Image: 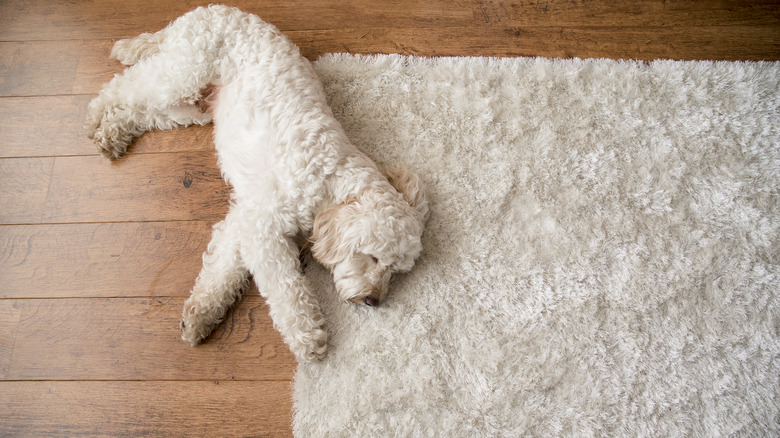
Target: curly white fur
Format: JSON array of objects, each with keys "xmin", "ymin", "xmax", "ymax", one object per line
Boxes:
[{"xmin": 85, "ymin": 5, "xmax": 428, "ymax": 362}]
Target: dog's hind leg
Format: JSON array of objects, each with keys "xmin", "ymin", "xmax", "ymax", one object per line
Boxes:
[
  {"xmin": 180, "ymin": 209, "xmax": 249, "ymax": 346},
  {"xmin": 85, "ymin": 47, "xmax": 217, "ymax": 159},
  {"xmin": 240, "ymin": 229, "xmax": 328, "ymax": 362}
]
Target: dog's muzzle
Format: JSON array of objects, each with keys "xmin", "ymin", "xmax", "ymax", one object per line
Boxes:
[{"xmin": 349, "ymin": 293, "xmax": 381, "ymax": 307}]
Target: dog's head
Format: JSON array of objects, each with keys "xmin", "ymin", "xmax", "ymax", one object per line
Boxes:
[{"xmin": 310, "ymin": 167, "xmax": 429, "ymax": 307}]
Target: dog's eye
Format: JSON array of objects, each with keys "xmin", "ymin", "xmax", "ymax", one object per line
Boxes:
[{"xmin": 369, "ymin": 255, "xmax": 379, "ymax": 264}]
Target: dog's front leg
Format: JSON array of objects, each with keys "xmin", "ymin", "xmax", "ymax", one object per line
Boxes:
[{"xmin": 242, "ymin": 234, "xmax": 328, "ymax": 362}]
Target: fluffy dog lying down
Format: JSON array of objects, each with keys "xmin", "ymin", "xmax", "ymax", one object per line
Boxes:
[{"xmin": 85, "ymin": 5, "xmax": 429, "ymax": 362}]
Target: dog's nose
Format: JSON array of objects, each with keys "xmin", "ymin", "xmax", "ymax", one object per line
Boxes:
[{"xmin": 364, "ymin": 296, "xmax": 379, "ymax": 307}]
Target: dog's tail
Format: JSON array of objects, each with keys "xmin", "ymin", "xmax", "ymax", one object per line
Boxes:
[{"xmin": 110, "ymin": 31, "xmax": 167, "ymax": 66}]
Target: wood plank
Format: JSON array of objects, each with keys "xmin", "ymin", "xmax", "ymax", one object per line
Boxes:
[
  {"xmin": 56, "ymin": 26, "xmax": 780, "ymax": 92},
  {"xmin": 40, "ymin": 152, "xmax": 230, "ymax": 224},
  {"xmin": 0, "ymin": 0, "xmax": 470, "ymax": 41},
  {"xmin": 0, "ymin": 301, "xmax": 23, "ymax": 379},
  {"xmin": 288, "ymin": 25, "xmax": 780, "ymax": 61},
  {"xmin": 0, "ymin": 157, "xmax": 53, "ymax": 224},
  {"xmin": 0, "ymin": 41, "xmax": 81, "ymax": 96},
  {"xmin": 73, "ymin": 40, "xmax": 129, "ymax": 95},
  {"xmin": 0, "ymin": 96, "xmax": 94, "ymax": 157},
  {"xmin": 3, "ymin": 297, "xmax": 296, "ymax": 380},
  {"xmin": 4, "ymin": 25, "xmax": 779, "ymax": 98},
  {"xmin": 0, "ymin": 381, "xmax": 293, "ymax": 437},
  {"xmin": 0, "ymin": 39, "xmax": 121, "ymax": 97},
  {"xmin": 0, "ymin": 95, "xmax": 214, "ymax": 157},
  {"xmin": 0, "ymin": 222, "xmax": 214, "ymax": 298},
  {"xmin": 0, "ymin": 0, "xmax": 206, "ymax": 42},
  {"xmin": 469, "ymin": 0, "xmax": 780, "ymax": 27},
  {"xmin": 107, "ymin": 124, "xmax": 214, "ymax": 155},
  {"xmin": 1, "ymin": 0, "xmax": 778, "ymax": 41}
]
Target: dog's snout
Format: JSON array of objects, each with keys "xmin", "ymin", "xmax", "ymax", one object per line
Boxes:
[{"xmin": 364, "ymin": 296, "xmax": 379, "ymax": 307}]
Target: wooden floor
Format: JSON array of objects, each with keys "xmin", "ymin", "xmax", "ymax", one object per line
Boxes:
[{"xmin": 0, "ymin": 1, "xmax": 778, "ymax": 436}]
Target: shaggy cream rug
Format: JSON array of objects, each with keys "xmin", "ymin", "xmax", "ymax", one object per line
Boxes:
[{"xmin": 294, "ymin": 55, "xmax": 779, "ymax": 436}]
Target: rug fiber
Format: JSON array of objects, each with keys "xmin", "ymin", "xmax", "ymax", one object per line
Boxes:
[{"xmin": 293, "ymin": 54, "xmax": 779, "ymax": 436}]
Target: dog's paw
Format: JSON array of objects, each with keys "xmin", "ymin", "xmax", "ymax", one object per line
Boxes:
[
  {"xmin": 92, "ymin": 123, "xmax": 134, "ymax": 159},
  {"xmin": 179, "ymin": 300, "xmax": 218, "ymax": 346},
  {"xmin": 290, "ymin": 327, "xmax": 329, "ymax": 363},
  {"xmin": 84, "ymin": 101, "xmax": 134, "ymax": 159}
]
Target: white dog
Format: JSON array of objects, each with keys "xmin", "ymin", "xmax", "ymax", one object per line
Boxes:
[{"xmin": 85, "ymin": 5, "xmax": 428, "ymax": 362}]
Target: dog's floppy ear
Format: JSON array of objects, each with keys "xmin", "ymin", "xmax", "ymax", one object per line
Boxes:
[
  {"xmin": 310, "ymin": 197, "xmax": 359, "ymax": 268},
  {"xmin": 382, "ymin": 166, "xmax": 430, "ymax": 221}
]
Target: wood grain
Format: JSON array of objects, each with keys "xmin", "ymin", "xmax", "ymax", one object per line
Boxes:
[
  {"xmin": 0, "ymin": 41, "xmax": 82, "ymax": 96},
  {"xmin": 0, "ymin": 157, "xmax": 53, "ymax": 224},
  {"xmin": 0, "ymin": 381, "xmax": 293, "ymax": 437},
  {"xmin": 1, "ymin": 153, "xmax": 229, "ymax": 225},
  {"xmin": 41, "ymin": 152, "xmax": 230, "ymax": 223},
  {"xmin": 0, "ymin": 96, "xmax": 214, "ymax": 158},
  {"xmin": 1, "ymin": 0, "xmax": 778, "ymax": 41},
  {"xmin": 2, "ymin": 296, "xmax": 296, "ymax": 381},
  {"xmin": 0, "ymin": 222, "xmax": 214, "ymax": 298},
  {"xmin": 0, "ymin": 96, "xmax": 94, "ymax": 157},
  {"xmin": 468, "ymin": 0, "xmax": 780, "ymax": 27},
  {"xmin": 0, "ymin": 301, "xmax": 23, "ymax": 379},
  {"xmin": 0, "ymin": 39, "xmax": 122, "ymax": 97},
  {"xmin": 0, "ymin": 0, "xmax": 468, "ymax": 41},
  {"xmin": 287, "ymin": 25, "xmax": 780, "ymax": 61},
  {"xmin": 3, "ymin": 26, "xmax": 778, "ymax": 98}
]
